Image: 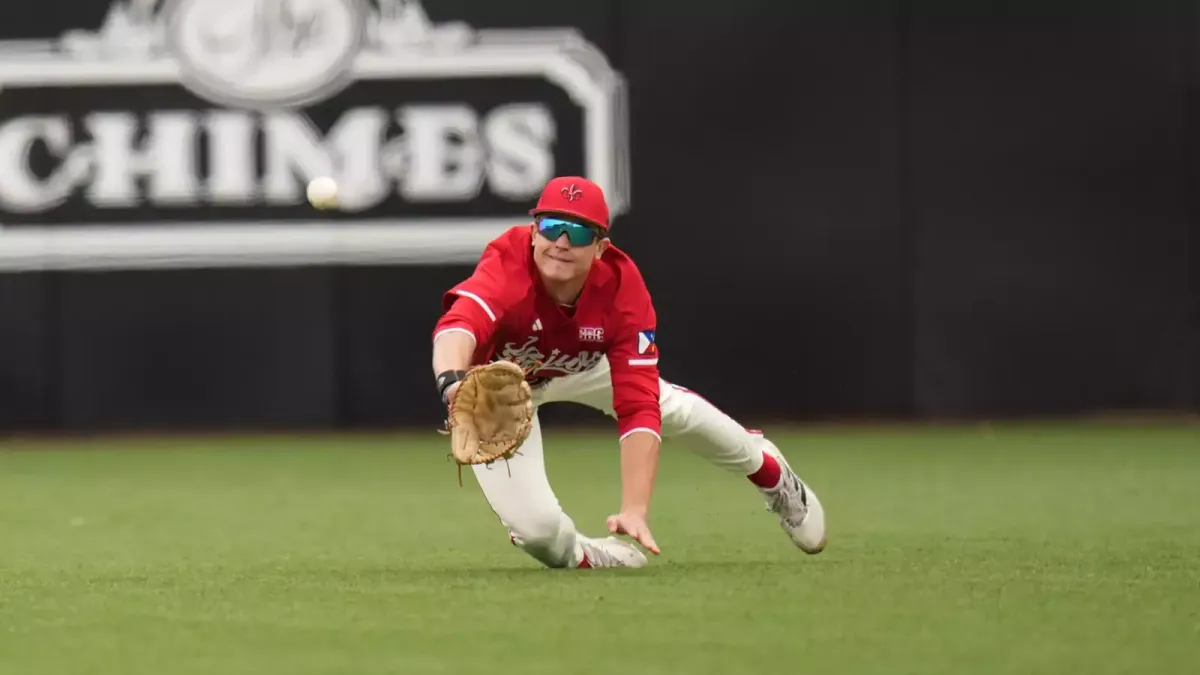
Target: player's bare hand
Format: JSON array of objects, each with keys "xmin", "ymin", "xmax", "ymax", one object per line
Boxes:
[{"xmin": 606, "ymin": 512, "xmax": 660, "ymax": 555}]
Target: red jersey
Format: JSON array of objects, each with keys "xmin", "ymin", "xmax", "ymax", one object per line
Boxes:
[{"xmin": 433, "ymin": 225, "xmax": 661, "ymax": 440}]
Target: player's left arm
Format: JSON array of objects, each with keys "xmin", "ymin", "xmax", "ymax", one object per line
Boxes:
[
  {"xmin": 616, "ymin": 427, "xmax": 660, "ymax": 532},
  {"xmin": 605, "ymin": 290, "xmax": 663, "ymax": 552}
]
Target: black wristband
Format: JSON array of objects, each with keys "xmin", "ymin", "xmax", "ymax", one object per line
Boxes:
[{"xmin": 436, "ymin": 369, "xmax": 468, "ymax": 403}]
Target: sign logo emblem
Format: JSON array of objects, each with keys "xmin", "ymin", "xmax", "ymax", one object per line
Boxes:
[
  {"xmin": 560, "ymin": 184, "xmax": 583, "ymax": 202},
  {"xmin": 168, "ymin": 0, "xmax": 367, "ymax": 109}
]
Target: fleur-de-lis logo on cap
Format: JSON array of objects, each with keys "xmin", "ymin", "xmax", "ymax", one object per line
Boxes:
[{"xmin": 560, "ymin": 184, "xmax": 583, "ymax": 202}]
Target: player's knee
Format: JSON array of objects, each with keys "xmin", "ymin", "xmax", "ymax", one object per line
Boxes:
[
  {"xmin": 509, "ymin": 512, "xmax": 574, "ymax": 567},
  {"xmin": 510, "ymin": 511, "xmax": 566, "ymax": 544}
]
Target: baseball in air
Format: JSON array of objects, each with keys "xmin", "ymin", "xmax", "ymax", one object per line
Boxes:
[{"xmin": 306, "ymin": 176, "xmax": 339, "ymax": 209}]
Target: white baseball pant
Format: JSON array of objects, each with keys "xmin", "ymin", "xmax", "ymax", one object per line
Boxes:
[{"xmin": 471, "ymin": 355, "xmax": 771, "ymax": 568}]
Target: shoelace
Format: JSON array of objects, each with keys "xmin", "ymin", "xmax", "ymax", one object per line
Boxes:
[{"xmin": 766, "ymin": 476, "xmax": 809, "ymax": 526}]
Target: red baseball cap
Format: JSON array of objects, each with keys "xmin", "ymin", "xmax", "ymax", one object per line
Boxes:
[{"xmin": 529, "ymin": 176, "xmax": 610, "ymax": 230}]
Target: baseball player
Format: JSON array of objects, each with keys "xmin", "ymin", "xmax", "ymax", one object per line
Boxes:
[{"xmin": 431, "ymin": 176, "xmax": 826, "ymax": 568}]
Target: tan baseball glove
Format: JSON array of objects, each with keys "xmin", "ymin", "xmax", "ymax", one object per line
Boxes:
[{"xmin": 446, "ymin": 360, "xmax": 535, "ymax": 476}]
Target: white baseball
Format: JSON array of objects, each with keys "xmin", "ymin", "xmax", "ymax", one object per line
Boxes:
[{"xmin": 306, "ymin": 176, "xmax": 339, "ymax": 209}]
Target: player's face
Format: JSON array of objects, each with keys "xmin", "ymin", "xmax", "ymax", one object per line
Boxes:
[{"xmin": 531, "ymin": 218, "xmax": 610, "ymax": 281}]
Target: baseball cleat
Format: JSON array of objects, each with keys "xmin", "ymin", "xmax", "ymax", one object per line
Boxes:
[
  {"xmin": 760, "ymin": 441, "xmax": 827, "ymax": 554},
  {"xmin": 578, "ymin": 535, "xmax": 649, "ymax": 568}
]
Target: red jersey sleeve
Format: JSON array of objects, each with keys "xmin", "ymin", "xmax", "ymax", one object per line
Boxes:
[
  {"xmin": 606, "ymin": 274, "xmax": 662, "ymax": 441},
  {"xmin": 433, "ymin": 231, "xmax": 531, "ymax": 357}
]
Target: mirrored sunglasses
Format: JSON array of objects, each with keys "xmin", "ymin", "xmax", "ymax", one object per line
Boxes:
[{"xmin": 536, "ymin": 218, "xmax": 604, "ymax": 247}]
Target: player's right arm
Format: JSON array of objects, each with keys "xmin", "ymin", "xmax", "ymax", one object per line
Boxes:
[
  {"xmin": 432, "ymin": 330, "xmax": 476, "ymax": 375},
  {"xmin": 431, "ymin": 236, "xmax": 528, "ymax": 403}
]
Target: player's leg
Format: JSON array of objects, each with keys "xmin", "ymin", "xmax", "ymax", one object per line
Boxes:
[
  {"xmin": 470, "ymin": 410, "xmax": 647, "ymax": 569},
  {"xmin": 657, "ymin": 382, "xmax": 827, "ymax": 554},
  {"xmin": 543, "ymin": 357, "xmax": 826, "ymax": 554}
]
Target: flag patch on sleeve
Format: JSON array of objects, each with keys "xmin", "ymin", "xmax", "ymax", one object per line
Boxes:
[{"xmin": 637, "ymin": 330, "xmax": 657, "ymax": 355}]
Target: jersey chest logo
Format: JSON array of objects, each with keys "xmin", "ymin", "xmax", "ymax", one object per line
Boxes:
[{"xmin": 498, "ymin": 336, "xmax": 604, "ymax": 377}]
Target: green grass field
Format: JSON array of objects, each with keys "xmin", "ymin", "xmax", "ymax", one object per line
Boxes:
[{"xmin": 1, "ymin": 423, "xmax": 1198, "ymax": 675}]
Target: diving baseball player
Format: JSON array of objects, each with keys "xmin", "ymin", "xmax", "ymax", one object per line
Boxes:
[{"xmin": 431, "ymin": 176, "xmax": 826, "ymax": 568}]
